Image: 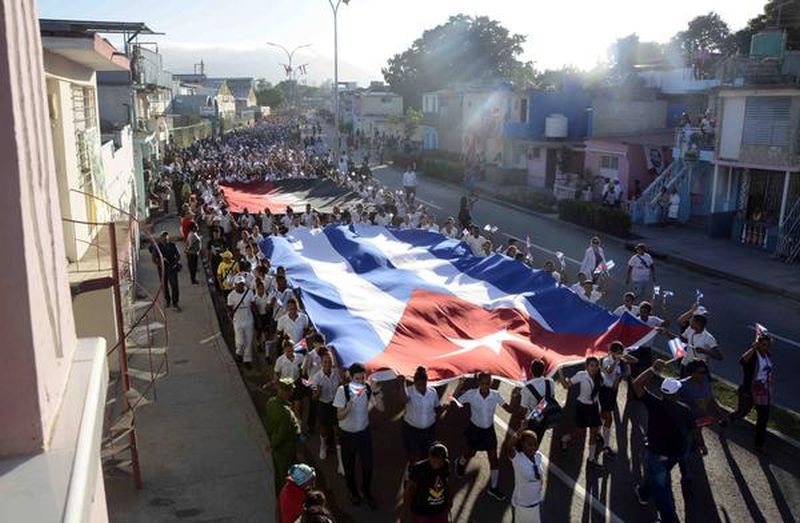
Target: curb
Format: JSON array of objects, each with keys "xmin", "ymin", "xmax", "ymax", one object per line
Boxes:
[{"xmin": 413, "ymin": 172, "xmax": 800, "ymax": 304}]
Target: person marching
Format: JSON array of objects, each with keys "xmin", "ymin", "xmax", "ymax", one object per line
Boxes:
[
  {"xmin": 309, "ymin": 347, "xmax": 341, "ymax": 463},
  {"xmin": 333, "ymin": 362, "xmax": 380, "ymax": 509},
  {"xmin": 505, "ymin": 430, "xmax": 545, "ymax": 523},
  {"xmin": 729, "ymin": 331, "xmax": 774, "ymax": 453},
  {"xmin": 401, "ymin": 442, "xmax": 452, "ymax": 523},
  {"xmin": 599, "ymin": 342, "xmax": 638, "ymax": 455},
  {"xmin": 226, "ymin": 275, "xmax": 256, "ymax": 369},
  {"xmin": 401, "ymin": 367, "xmax": 441, "ymax": 476},
  {"xmin": 519, "ymin": 359, "xmax": 559, "ymax": 444},
  {"xmin": 265, "ymin": 378, "xmax": 302, "ymax": 494},
  {"xmin": 556, "ymin": 357, "xmax": 604, "ymax": 469},
  {"xmin": 453, "ymin": 372, "xmax": 514, "ymax": 500}
]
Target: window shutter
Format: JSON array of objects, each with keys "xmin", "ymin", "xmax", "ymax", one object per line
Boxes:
[{"xmin": 742, "ymin": 96, "xmax": 791, "ymax": 146}]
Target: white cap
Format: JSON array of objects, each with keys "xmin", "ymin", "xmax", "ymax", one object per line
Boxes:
[
  {"xmin": 234, "ymin": 275, "xmax": 246, "ymax": 285},
  {"xmin": 660, "ymin": 378, "xmax": 683, "ymax": 395},
  {"xmin": 694, "ymin": 306, "xmax": 709, "ymax": 316}
]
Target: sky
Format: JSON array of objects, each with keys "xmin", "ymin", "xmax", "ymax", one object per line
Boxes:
[{"xmin": 37, "ymin": 0, "xmax": 767, "ymax": 85}]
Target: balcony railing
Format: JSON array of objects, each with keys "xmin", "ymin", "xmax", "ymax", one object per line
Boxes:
[{"xmin": 675, "ymin": 127, "xmax": 715, "ymax": 159}]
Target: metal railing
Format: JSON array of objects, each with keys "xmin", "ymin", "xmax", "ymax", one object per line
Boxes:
[{"xmin": 776, "ymin": 197, "xmax": 800, "ymax": 263}]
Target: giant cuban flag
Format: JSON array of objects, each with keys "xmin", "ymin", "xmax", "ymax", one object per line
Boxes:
[{"xmin": 262, "ymin": 224, "xmax": 653, "ymax": 383}]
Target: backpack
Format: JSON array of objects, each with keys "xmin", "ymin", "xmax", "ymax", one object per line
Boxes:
[{"xmin": 525, "ymin": 380, "xmax": 563, "ymax": 430}]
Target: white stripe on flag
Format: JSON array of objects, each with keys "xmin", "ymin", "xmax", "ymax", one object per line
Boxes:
[
  {"xmin": 287, "ymin": 228, "xmax": 406, "ymax": 347},
  {"xmin": 354, "ymin": 225, "xmax": 554, "ymax": 331}
]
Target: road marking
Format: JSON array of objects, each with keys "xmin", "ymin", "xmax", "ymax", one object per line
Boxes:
[
  {"xmin": 502, "ymin": 232, "xmax": 581, "ymax": 265},
  {"xmin": 417, "ymin": 198, "xmax": 443, "ymax": 210},
  {"xmin": 493, "ymin": 414, "xmax": 625, "ymax": 523}
]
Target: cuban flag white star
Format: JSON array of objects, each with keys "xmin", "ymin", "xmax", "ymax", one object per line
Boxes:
[{"xmin": 436, "ymin": 329, "xmax": 529, "ymax": 359}]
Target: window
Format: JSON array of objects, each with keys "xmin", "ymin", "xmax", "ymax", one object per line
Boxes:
[
  {"xmin": 520, "ymin": 98, "xmax": 528, "ymax": 123},
  {"xmin": 529, "ymin": 147, "xmax": 541, "ymax": 160},
  {"xmin": 601, "ymin": 155, "xmax": 619, "ymax": 170},
  {"xmin": 742, "ymin": 96, "xmax": 791, "ymax": 146}
]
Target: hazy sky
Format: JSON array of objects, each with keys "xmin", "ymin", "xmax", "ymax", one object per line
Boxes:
[{"xmin": 37, "ymin": 0, "xmax": 766, "ymax": 84}]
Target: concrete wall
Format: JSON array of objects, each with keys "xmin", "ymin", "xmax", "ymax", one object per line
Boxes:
[
  {"xmin": 0, "ymin": 1, "xmax": 78, "ymax": 456},
  {"xmin": 527, "ymin": 152, "xmax": 548, "ymax": 188},
  {"xmin": 584, "ymin": 140, "xmax": 629, "ymax": 187},
  {"xmin": 100, "ymin": 126, "xmax": 135, "ymax": 217},
  {"xmin": 591, "ymin": 99, "xmax": 668, "ymax": 136},
  {"xmin": 72, "ymin": 288, "xmax": 118, "ymax": 359},
  {"xmin": 358, "ymin": 94, "xmax": 403, "ymax": 117},
  {"xmin": 529, "ymin": 87, "xmax": 592, "ymax": 140}
]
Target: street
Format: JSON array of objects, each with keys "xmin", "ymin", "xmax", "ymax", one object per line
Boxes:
[{"xmin": 370, "ymin": 163, "xmax": 800, "ymax": 412}]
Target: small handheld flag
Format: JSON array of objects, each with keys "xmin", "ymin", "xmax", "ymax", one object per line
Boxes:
[
  {"xmin": 695, "ymin": 289, "xmax": 704, "ymax": 303},
  {"xmin": 755, "ymin": 323, "xmax": 769, "ymax": 337},
  {"xmin": 448, "ymin": 394, "xmax": 464, "ymax": 408},
  {"xmin": 293, "ymin": 339, "xmax": 308, "ymax": 354},
  {"xmin": 526, "ymin": 235, "xmax": 531, "ymax": 254},
  {"xmin": 595, "ymin": 260, "xmax": 615, "ymax": 274},
  {"xmin": 348, "ymin": 382, "xmax": 367, "ymax": 396},
  {"xmin": 483, "ymin": 224, "xmax": 499, "ymax": 234},
  {"xmin": 668, "ymin": 338, "xmax": 686, "ymax": 359},
  {"xmin": 529, "ymin": 397, "xmax": 548, "ymax": 422},
  {"xmin": 555, "ymin": 251, "xmax": 566, "ymax": 269},
  {"xmin": 654, "ymin": 285, "xmax": 661, "ymax": 296}
]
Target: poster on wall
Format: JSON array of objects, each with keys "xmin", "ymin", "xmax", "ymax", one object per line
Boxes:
[{"xmin": 644, "ymin": 146, "xmax": 664, "ymax": 174}]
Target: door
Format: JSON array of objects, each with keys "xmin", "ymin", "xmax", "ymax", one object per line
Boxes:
[{"xmin": 719, "ymin": 97, "xmax": 745, "ymax": 160}]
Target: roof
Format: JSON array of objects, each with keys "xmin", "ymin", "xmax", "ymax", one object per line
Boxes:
[
  {"xmin": 588, "ymin": 128, "xmax": 675, "ymax": 147},
  {"xmin": 39, "ymin": 19, "xmax": 161, "ymax": 36},
  {"xmin": 208, "ymin": 77, "xmax": 254, "ymax": 99},
  {"xmin": 42, "ymin": 33, "xmax": 130, "ymax": 72},
  {"xmin": 172, "ymin": 94, "xmax": 213, "ymax": 114}
]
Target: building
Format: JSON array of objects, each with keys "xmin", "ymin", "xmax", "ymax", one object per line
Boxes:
[
  {"xmin": 1, "ymin": 6, "xmax": 110, "ymax": 521},
  {"xmin": 173, "ymin": 72, "xmax": 237, "ymax": 135},
  {"xmin": 351, "ymin": 87, "xmax": 404, "ymax": 138},
  {"xmin": 39, "ymin": 19, "xmax": 136, "ymax": 262},
  {"xmin": 218, "ymin": 77, "xmax": 257, "ymax": 117}
]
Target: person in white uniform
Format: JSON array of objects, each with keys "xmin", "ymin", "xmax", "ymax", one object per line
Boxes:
[
  {"xmin": 505, "ymin": 429, "xmax": 545, "ymax": 523},
  {"xmin": 401, "ymin": 367, "xmax": 441, "ymax": 472},
  {"xmin": 453, "ymin": 372, "xmax": 514, "ymax": 501},
  {"xmin": 226, "ymin": 276, "xmax": 255, "ymax": 368},
  {"xmin": 556, "ymin": 357, "xmax": 604, "ymax": 470}
]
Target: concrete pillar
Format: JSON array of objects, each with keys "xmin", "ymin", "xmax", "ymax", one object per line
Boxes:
[
  {"xmin": 779, "ymin": 170, "xmax": 791, "ymax": 227},
  {"xmin": 0, "ymin": 0, "xmax": 78, "ymax": 457},
  {"xmin": 711, "ymin": 163, "xmax": 719, "ymax": 213}
]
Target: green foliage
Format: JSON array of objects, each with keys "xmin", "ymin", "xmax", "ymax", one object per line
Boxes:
[
  {"xmin": 558, "ymin": 200, "xmax": 631, "ymax": 237},
  {"xmin": 254, "ymin": 79, "xmax": 285, "ymax": 108},
  {"xmin": 733, "ymin": 0, "xmax": 800, "ymax": 53},
  {"xmin": 404, "ymin": 107, "xmax": 423, "ymax": 139},
  {"xmin": 382, "ymin": 14, "xmax": 534, "ymax": 108},
  {"xmin": 505, "ymin": 191, "xmax": 558, "ymax": 213},
  {"xmin": 671, "ymin": 12, "xmax": 736, "ymax": 60}
]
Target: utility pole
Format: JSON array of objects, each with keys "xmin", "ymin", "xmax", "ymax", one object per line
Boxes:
[
  {"xmin": 327, "ymin": 0, "xmax": 350, "ymax": 166},
  {"xmin": 266, "ymin": 42, "xmax": 311, "ymax": 114}
]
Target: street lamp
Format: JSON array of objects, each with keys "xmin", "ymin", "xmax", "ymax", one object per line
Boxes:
[
  {"xmin": 266, "ymin": 42, "xmax": 312, "ymax": 113},
  {"xmin": 327, "ymin": 0, "xmax": 350, "ymax": 165}
]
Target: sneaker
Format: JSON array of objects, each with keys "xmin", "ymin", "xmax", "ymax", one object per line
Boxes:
[
  {"xmin": 634, "ymin": 485, "xmax": 649, "ymax": 506},
  {"xmin": 319, "ymin": 444, "xmax": 327, "ymax": 460},
  {"xmin": 455, "ymin": 460, "xmax": 466, "ymax": 478},
  {"xmin": 487, "ymin": 487, "xmax": 506, "ymax": 501}
]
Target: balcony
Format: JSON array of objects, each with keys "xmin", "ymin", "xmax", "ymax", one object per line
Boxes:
[{"xmin": 675, "ymin": 127, "xmax": 715, "ymax": 162}]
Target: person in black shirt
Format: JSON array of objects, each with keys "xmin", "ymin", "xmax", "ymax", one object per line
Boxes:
[
  {"xmin": 401, "ymin": 442, "xmax": 451, "ymax": 523},
  {"xmin": 150, "ymin": 231, "xmax": 182, "ymax": 311},
  {"xmin": 729, "ymin": 333, "xmax": 774, "ymax": 453},
  {"xmin": 632, "ymin": 359, "xmax": 695, "ymax": 523}
]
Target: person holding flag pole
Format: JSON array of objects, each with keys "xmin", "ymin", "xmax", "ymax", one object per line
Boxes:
[{"xmin": 728, "ymin": 328, "xmax": 774, "ymax": 453}]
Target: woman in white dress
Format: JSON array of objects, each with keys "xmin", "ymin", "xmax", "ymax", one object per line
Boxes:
[{"xmin": 579, "ymin": 236, "xmax": 606, "ymax": 283}]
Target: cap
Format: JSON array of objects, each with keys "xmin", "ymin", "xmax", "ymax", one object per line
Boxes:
[
  {"xmin": 660, "ymin": 378, "xmax": 682, "ymax": 395},
  {"xmin": 159, "ymin": 231, "xmax": 169, "ymax": 237},
  {"xmin": 278, "ymin": 377, "xmax": 295, "ymax": 390},
  {"xmin": 288, "ymin": 463, "xmax": 315, "ymax": 486},
  {"xmin": 221, "ymin": 250, "xmax": 234, "ymax": 259},
  {"xmin": 234, "ymin": 275, "xmax": 246, "ymax": 285}
]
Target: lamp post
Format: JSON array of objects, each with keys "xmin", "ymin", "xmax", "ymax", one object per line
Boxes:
[
  {"xmin": 266, "ymin": 42, "xmax": 311, "ymax": 114},
  {"xmin": 327, "ymin": 0, "xmax": 349, "ymax": 166}
]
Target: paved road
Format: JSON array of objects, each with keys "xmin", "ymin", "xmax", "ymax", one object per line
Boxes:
[
  {"xmin": 302, "ymin": 376, "xmax": 800, "ymax": 523},
  {"xmin": 370, "ymin": 164, "xmax": 800, "ymax": 412}
]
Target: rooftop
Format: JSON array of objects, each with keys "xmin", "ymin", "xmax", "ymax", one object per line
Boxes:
[{"xmin": 39, "ymin": 19, "xmax": 161, "ymax": 37}]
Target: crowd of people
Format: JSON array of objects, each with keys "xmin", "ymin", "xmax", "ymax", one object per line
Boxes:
[{"xmin": 150, "ymin": 118, "xmax": 776, "ymax": 523}]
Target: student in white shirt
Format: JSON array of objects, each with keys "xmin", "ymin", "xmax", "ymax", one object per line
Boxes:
[
  {"xmin": 675, "ymin": 305, "xmax": 721, "ymax": 376},
  {"xmin": 271, "ymin": 275, "xmax": 295, "ymax": 320},
  {"xmin": 577, "ymin": 280, "xmax": 603, "ymax": 304},
  {"xmin": 226, "ymin": 277, "xmax": 255, "ymax": 367},
  {"xmin": 453, "ymin": 372, "xmax": 514, "ymax": 501},
  {"xmin": 542, "ymin": 261, "xmax": 563, "ymax": 284},
  {"xmin": 519, "ymin": 359, "xmax": 557, "ymax": 442},
  {"xmin": 310, "ymin": 347, "xmax": 341, "ymax": 461},
  {"xmin": 637, "ymin": 301, "xmax": 666, "ymax": 328},
  {"xmin": 613, "ymin": 292, "xmax": 640, "ymax": 317},
  {"xmin": 626, "ymin": 243, "xmax": 656, "ymax": 299},
  {"xmin": 556, "ymin": 357, "xmax": 604, "ymax": 469},
  {"xmin": 504, "ymin": 429, "xmax": 545, "ymax": 523},
  {"xmin": 333, "ymin": 362, "xmax": 379, "ymax": 508},
  {"xmin": 275, "ymin": 299, "xmax": 309, "ymax": 344},
  {"xmin": 441, "ymin": 218, "xmax": 460, "ymax": 239},
  {"xmin": 598, "ymin": 342, "xmax": 638, "ymax": 455},
  {"xmin": 401, "ymin": 367, "xmax": 441, "ymax": 471},
  {"xmin": 464, "ymin": 225, "xmax": 488, "ymax": 257}
]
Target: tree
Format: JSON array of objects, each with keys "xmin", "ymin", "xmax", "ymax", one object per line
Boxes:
[
  {"xmin": 731, "ymin": 0, "xmax": 800, "ymax": 54},
  {"xmin": 254, "ymin": 79, "xmax": 285, "ymax": 109},
  {"xmin": 382, "ymin": 14, "xmax": 534, "ymax": 108},
  {"xmin": 672, "ymin": 12, "xmax": 736, "ymax": 61},
  {"xmin": 403, "ymin": 107, "xmax": 422, "ymax": 140}
]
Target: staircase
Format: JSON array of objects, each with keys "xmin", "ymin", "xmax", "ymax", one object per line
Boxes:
[
  {"xmin": 775, "ymin": 197, "xmax": 800, "ymax": 263},
  {"xmin": 630, "ymin": 160, "xmax": 676, "ymax": 223},
  {"xmin": 632, "ymin": 160, "xmax": 692, "ymax": 226}
]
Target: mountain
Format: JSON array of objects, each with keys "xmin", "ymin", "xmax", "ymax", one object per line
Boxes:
[{"xmin": 159, "ymin": 43, "xmax": 374, "ymax": 86}]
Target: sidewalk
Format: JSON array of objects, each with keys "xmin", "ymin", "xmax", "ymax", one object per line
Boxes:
[
  {"xmin": 461, "ymin": 176, "xmax": 800, "ymax": 303},
  {"xmin": 105, "ymin": 222, "xmax": 273, "ymax": 522}
]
